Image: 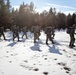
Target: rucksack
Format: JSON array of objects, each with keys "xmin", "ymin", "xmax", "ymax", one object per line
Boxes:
[{"xmin": 45, "ymin": 27, "xmax": 52, "ymax": 34}]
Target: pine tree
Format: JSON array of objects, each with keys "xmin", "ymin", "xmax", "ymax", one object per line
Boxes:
[
  {"xmin": 0, "ymin": 0, "xmax": 5, "ymax": 27},
  {"xmin": 0, "ymin": 0, "xmax": 12, "ymax": 29}
]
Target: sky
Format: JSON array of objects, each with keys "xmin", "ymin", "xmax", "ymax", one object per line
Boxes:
[{"xmin": 10, "ymin": 0, "xmax": 76, "ymax": 14}]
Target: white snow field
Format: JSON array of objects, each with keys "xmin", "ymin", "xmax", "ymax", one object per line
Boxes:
[{"xmin": 0, "ymin": 30, "xmax": 76, "ymax": 75}]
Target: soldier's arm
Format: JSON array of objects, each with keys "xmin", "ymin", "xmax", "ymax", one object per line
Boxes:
[
  {"xmin": 74, "ymin": 33, "xmax": 76, "ymax": 35},
  {"xmin": 74, "ymin": 30, "xmax": 76, "ymax": 34},
  {"xmin": 74, "ymin": 29, "xmax": 76, "ymax": 34}
]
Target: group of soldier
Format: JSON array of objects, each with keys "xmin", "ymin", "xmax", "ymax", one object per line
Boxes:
[{"xmin": 0, "ymin": 24, "xmax": 76, "ymax": 48}]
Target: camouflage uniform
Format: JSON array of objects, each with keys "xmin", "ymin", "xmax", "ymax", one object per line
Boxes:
[
  {"xmin": 12, "ymin": 25, "xmax": 20, "ymax": 41},
  {"xmin": 30, "ymin": 26, "xmax": 35, "ymax": 33},
  {"xmin": 45, "ymin": 26, "xmax": 55, "ymax": 45},
  {"xmin": 33, "ymin": 25, "xmax": 41, "ymax": 43},
  {"xmin": 0, "ymin": 26, "xmax": 6, "ymax": 40},
  {"xmin": 22, "ymin": 26, "xmax": 28, "ymax": 39},
  {"xmin": 68, "ymin": 24, "xmax": 76, "ymax": 48}
]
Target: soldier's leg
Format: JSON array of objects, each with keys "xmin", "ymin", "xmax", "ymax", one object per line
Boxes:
[
  {"xmin": 0, "ymin": 33, "xmax": 1, "ymax": 40},
  {"xmin": 49, "ymin": 36, "xmax": 54, "ymax": 44},
  {"xmin": 18, "ymin": 36, "xmax": 19, "ymax": 41},
  {"xmin": 38, "ymin": 32, "xmax": 40, "ymax": 40},
  {"xmin": 17, "ymin": 33, "xmax": 20, "ymax": 41},
  {"xmin": 25, "ymin": 32, "xmax": 28, "ymax": 39},
  {"xmin": 36, "ymin": 33, "xmax": 39, "ymax": 40},
  {"xmin": 2, "ymin": 32, "xmax": 6, "ymax": 40},
  {"xmin": 34, "ymin": 33, "xmax": 37, "ymax": 43},
  {"xmin": 46, "ymin": 34, "xmax": 49, "ymax": 45},
  {"xmin": 22, "ymin": 33, "xmax": 24, "ymax": 38},
  {"xmin": 53, "ymin": 33, "xmax": 55, "ymax": 39},
  {"xmin": 69, "ymin": 35, "xmax": 73, "ymax": 48},
  {"xmin": 13, "ymin": 33, "xmax": 16, "ymax": 41},
  {"xmin": 72, "ymin": 37, "xmax": 75, "ymax": 47}
]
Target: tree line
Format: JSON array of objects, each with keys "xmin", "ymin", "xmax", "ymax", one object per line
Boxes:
[{"xmin": 0, "ymin": 0, "xmax": 76, "ymax": 30}]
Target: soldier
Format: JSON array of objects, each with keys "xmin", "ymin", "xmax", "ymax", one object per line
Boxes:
[
  {"xmin": 33, "ymin": 25, "xmax": 41, "ymax": 43},
  {"xmin": 45, "ymin": 26, "xmax": 55, "ymax": 45},
  {"xmin": 68, "ymin": 24, "xmax": 76, "ymax": 48},
  {"xmin": 22, "ymin": 26, "xmax": 28, "ymax": 39},
  {"xmin": 12, "ymin": 25, "xmax": 20, "ymax": 41},
  {"xmin": 0, "ymin": 26, "xmax": 6, "ymax": 40}
]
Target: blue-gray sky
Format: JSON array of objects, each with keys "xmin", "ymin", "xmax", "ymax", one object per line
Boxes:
[{"xmin": 10, "ymin": 0, "xmax": 76, "ymax": 14}]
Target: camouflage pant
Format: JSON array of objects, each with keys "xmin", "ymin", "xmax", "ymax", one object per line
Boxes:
[
  {"xmin": 13, "ymin": 32, "xmax": 19, "ymax": 41},
  {"xmin": 22, "ymin": 32, "xmax": 27, "ymax": 39},
  {"xmin": 69, "ymin": 34, "xmax": 75, "ymax": 47},
  {"xmin": 34, "ymin": 32, "xmax": 40, "ymax": 43},
  {"xmin": 0, "ymin": 32, "xmax": 6, "ymax": 40},
  {"xmin": 46, "ymin": 34, "xmax": 54, "ymax": 45},
  {"xmin": 52, "ymin": 33, "xmax": 55, "ymax": 39}
]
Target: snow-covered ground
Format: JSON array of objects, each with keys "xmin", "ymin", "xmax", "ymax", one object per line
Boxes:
[{"xmin": 0, "ymin": 30, "xmax": 76, "ymax": 75}]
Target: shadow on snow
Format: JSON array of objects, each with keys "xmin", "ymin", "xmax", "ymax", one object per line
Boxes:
[
  {"xmin": 48, "ymin": 44, "xmax": 62, "ymax": 55},
  {"xmin": 7, "ymin": 42, "xmax": 17, "ymax": 47},
  {"xmin": 30, "ymin": 40, "xmax": 62, "ymax": 54},
  {"xmin": 30, "ymin": 42, "xmax": 41, "ymax": 52},
  {"xmin": 6, "ymin": 38, "xmax": 12, "ymax": 42}
]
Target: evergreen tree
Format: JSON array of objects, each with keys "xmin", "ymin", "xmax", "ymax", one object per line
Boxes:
[
  {"xmin": 0, "ymin": 0, "xmax": 5, "ymax": 27},
  {"xmin": 67, "ymin": 13, "xmax": 72, "ymax": 27},
  {"xmin": 0, "ymin": 0, "xmax": 11, "ymax": 29},
  {"xmin": 57, "ymin": 12, "xmax": 67, "ymax": 29}
]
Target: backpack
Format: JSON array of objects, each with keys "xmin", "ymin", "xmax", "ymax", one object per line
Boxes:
[{"xmin": 45, "ymin": 27, "xmax": 52, "ymax": 34}]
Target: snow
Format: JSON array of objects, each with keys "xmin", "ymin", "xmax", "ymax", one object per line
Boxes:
[{"xmin": 0, "ymin": 30, "xmax": 76, "ymax": 75}]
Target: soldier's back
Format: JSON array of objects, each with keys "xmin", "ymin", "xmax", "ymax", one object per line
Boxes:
[
  {"xmin": 34, "ymin": 26, "xmax": 41, "ymax": 33},
  {"xmin": 45, "ymin": 26, "xmax": 52, "ymax": 34},
  {"xmin": 23, "ymin": 26, "xmax": 27, "ymax": 32},
  {"xmin": 69, "ymin": 26, "xmax": 75, "ymax": 34}
]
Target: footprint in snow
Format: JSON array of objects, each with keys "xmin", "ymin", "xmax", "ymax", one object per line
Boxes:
[{"xmin": 43, "ymin": 72, "xmax": 49, "ymax": 75}]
